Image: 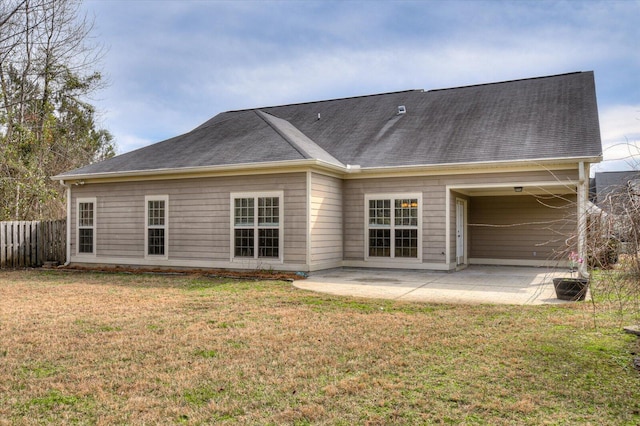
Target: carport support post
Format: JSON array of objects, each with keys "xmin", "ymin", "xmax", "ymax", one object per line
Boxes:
[{"xmin": 577, "ymin": 161, "xmax": 588, "ymax": 277}]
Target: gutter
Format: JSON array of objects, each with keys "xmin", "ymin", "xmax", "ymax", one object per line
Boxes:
[
  {"xmin": 52, "ymin": 155, "xmax": 602, "ymax": 184},
  {"xmin": 351, "ymin": 155, "xmax": 603, "ymax": 174},
  {"xmin": 60, "ymin": 180, "xmax": 72, "ymax": 266},
  {"xmin": 52, "ymin": 158, "xmax": 346, "ymax": 183}
]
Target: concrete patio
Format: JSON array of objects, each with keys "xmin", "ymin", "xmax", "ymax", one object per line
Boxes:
[{"xmin": 294, "ymin": 266, "xmax": 580, "ymax": 305}]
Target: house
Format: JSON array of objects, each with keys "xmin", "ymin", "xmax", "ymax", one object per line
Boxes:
[
  {"xmin": 53, "ymin": 72, "xmax": 602, "ymax": 273},
  {"xmin": 589, "ymin": 171, "xmax": 640, "ymax": 257},
  {"xmin": 592, "ymin": 171, "xmax": 640, "ymax": 211}
]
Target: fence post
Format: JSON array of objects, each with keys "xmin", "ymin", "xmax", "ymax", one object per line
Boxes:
[{"xmin": 0, "ymin": 222, "xmax": 5, "ymax": 268}]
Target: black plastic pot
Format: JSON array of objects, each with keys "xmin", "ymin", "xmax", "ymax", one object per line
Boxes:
[{"xmin": 553, "ymin": 278, "xmax": 589, "ymax": 301}]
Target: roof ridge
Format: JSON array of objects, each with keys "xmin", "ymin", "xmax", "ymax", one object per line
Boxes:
[
  {"xmin": 255, "ymin": 110, "xmax": 344, "ymax": 167},
  {"xmin": 228, "ymin": 89, "xmax": 423, "ymax": 114},
  {"xmin": 255, "ymin": 110, "xmax": 307, "ymax": 159},
  {"xmin": 427, "ymin": 71, "xmax": 586, "ymax": 93}
]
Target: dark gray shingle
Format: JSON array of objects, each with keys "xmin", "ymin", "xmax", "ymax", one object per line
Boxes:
[{"xmin": 57, "ymin": 72, "xmax": 602, "ymax": 177}]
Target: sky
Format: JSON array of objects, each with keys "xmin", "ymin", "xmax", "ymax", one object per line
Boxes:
[{"xmin": 80, "ymin": 0, "xmax": 640, "ymax": 174}]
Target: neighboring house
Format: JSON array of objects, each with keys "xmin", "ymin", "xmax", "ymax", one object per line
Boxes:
[
  {"xmin": 592, "ymin": 171, "xmax": 640, "ymax": 211},
  {"xmin": 590, "ymin": 171, "xmax": 640, "ymax": 253},
  {"xmin": 53, "ymin": 72, "xmax": 602, "ymax": 273}
]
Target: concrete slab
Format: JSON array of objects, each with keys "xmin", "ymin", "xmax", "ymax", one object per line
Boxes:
[{"xmin": 293, "ymin": 266, "xmax": 580, "ymax": 305}]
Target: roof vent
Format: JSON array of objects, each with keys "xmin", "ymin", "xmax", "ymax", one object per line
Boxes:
[{"xmin": 397, "ymin": 105, "xmax": 406, "ymax": 115}]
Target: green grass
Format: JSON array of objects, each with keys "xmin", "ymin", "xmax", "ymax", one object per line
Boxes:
[{"xmin": 0, "ymin": 269, "xmax": 638, "ymax": 424}]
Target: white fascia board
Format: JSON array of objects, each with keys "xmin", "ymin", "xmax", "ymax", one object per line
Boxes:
[
  {"xmin": 52, "ymin": 155, "xmax": 602, "ymax": 184},
  {"xmin": 52, "ymin": 159, "xmax": 345, "ymax": 183},
  {"xmin": 344, "ymin": 156, "xmax": 602, "ymax": 178}
]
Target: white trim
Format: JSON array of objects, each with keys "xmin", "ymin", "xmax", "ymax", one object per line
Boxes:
[
  {"xmin": 54, "ymin": 159, "xmax": 344, "ymax": 182},
  {"xmin": 76, "ymin": 197, "xmax": 96, "ymax": 257},
  {"xmin": 445, "ymin": 190, "xmax": 451, "ymax": 266},
  {"xmin": 144, "ymin": 195, "xmax": 169, "ymax": 260},
  {"xmin": 306, "ymin": 171, "xmax": 312, "ymax": 268},
  {"xmin": 364, "ymin": 192, "xmax": 423, "ymax": 262},
  {"xmin": 64, "ymin": 183, "xmax": 71, "ymax": 264},
  {"xmin": 53, "ymin": 155, "xmax": 601, "ymax": 183},
  {"xmin": 230, "ymin": 191, "xmax": 284, "ymax": 264},
  {"xmin": 455, "ymin": 198, "xmax": 468, "ymax": 266}
]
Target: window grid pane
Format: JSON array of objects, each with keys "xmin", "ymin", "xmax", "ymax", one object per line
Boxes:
[
  {"xmin": 78, "ymin": 229, "xmax": 93, "ymax": 254},
  {"xmin": 258, "ymin": 229, "xmax": 279, "ymax": 257},
  {"xmin": 234, "ymin": 198, "xmax": 254, "ymax": 225},
  {"xmin": 369, "ymin": 229, "xmax": 391, "ymax": 257},
  {"xmin": 148, "ymin": 200, "xmax": 165, "ymax": 226},
  {"xmin": 369, "ymin": 199, "xmax": 391, "ymax": 226},
  {"xmin": 147, "ymin": 229, "xmax": 165, "ymax": 255},
  {"xmin": 234, "ymin": 229, "xmax": 254, "ymax": 257},
  {"xmin": 258, "ymin": 197, "xmax": 279, "ymax": 226},
  {"xmin": 394, "ymin": 199, "xmax": 418, "ymax": 227},
  {"xmin": 395, "ymin": 229, "xmax": 418, "ymax": 258},
  {"xmin": 79, "ymin": 202, "xmax": 94, "ymax": 227}
]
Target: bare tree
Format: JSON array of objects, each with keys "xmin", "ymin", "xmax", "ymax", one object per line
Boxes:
[{"xmin": 0, "ymin": 0, "xmax": 114, "ymax": 220}]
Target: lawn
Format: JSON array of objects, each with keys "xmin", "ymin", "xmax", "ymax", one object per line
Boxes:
[{"xmin": 0, "ymin": 269, "xmax": 638, "ymax": 425}]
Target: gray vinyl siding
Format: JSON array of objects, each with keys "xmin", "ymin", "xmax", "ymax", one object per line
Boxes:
[
  {"xmin": 310, "ymin": 173, "xmax": 343, "ymax": 265},
  {"xmin": 70, "ymin": 173, "xmax": 307, "ymax": 265},
  {"xmin": 469, "ymin": 194, "xmax": 576, "ymax": 261},
  {"xmin": 343, "ymin": 169, "xmax": 579, "ymax": 265},
  {"xmin": 343, "ymin": 176, "xmax": 445, "ymax": 263},
  {"xmin": 68, "ymin": 166, "xmax": 580, "ymax": 270}
]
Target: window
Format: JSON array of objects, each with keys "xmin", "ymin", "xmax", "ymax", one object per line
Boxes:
[
  {"xmin": 366, "ymin": 194, "xmax": 420, "ymax": 260},
  {"xmin": 232, "ymin": 192, "xmax": 282, "ymax": 260},
  {"xmin": 77, "ymin": 198, "xmax": 96, "ymax": 255},
  {"xmin": 145, "ymin": 195, "xmax": 168, "ymax": 258}
]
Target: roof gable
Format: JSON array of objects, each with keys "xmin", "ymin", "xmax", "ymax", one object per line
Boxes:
[{"xmin": 256, "ymin": 111, "xmax": 344, "ymax": 167}]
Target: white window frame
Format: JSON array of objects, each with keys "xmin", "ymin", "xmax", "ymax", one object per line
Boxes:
[
  {"xmin": 230, "ymin": 191, "xmax": 284, "ymax": 263},
  {"xmin": 145, "ymin": 195, "xmax": 169, "ymax": 260},
  {"xmin": 364, "ymin": 193, "xmax": 422, "ymax": 262},
  {"xmin": 76, "ymin": 197, "xmax": 96, "ymax": 256}
]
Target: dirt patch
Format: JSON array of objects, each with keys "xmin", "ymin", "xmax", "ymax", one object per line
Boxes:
[{"xmin": 57, "ymin": 264, "xmax": 306, "ymax": 281}]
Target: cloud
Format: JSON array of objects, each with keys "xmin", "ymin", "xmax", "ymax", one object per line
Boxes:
[
  {"xmin": 114, "ymin": 133, "xmax": 155, "ymax": 156},
  {"xmin": 600, "ymin": 105, "xmax": 640, "ymax": 143},
  {"xmin": 590, "ymin": 104, "xmax": 640, "ymax": 173},
  {"xmin": 81, "ymin": 0, "xmax": 640, "ymax": 160}
]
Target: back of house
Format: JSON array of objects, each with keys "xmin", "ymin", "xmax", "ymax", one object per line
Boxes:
[{"xmin": 53, "ymin": 71, "xmax": 602, "ymax": 273}]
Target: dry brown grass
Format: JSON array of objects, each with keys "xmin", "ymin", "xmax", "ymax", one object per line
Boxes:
[{"xmin": 0, "ymin": 269, "xmax": 639, "ymax": 425}]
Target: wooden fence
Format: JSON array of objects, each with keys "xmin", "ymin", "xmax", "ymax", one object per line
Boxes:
[{"xmin": 0, "ymin": 220, "xmax": 66, "ymax": 268}]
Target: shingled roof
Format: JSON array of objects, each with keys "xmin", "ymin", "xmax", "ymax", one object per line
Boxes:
[{"xmin": 57, "ymin": 71, "xmax": 602, "ymax": 178}]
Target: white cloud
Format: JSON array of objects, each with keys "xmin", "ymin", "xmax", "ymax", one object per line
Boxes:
[
  {"xmin": 79, "ymin": 0, "xmax": 640, "ymax": 159},
  {"xmin": 590, "ymin": 105, "xmax": 640, "ymax": 174},
  {"xmin": 114, "ymin": 133, "xmax": 155, "ymax": 156},
  {"xmin": 599, "ymin": 105, "xmax": 640, "ymax": 144}
]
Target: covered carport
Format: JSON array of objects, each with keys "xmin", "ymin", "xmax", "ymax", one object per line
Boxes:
[{"xmin": 446, "ymin": 171, "xmax": 589, "ymax": 273}]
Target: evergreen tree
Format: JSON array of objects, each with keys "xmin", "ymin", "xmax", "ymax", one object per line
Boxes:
[{"xmin": 0, "ymin": 0, "xmax": 115, "ymax": 220}]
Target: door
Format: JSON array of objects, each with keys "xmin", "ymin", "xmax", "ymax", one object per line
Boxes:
[{"xmin": 456, "ymin": 199, "xmax": 466, "ymax": 265}]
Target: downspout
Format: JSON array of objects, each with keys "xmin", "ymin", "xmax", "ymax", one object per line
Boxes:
[
  {"xmin": 60, "ymin": 180, "xmax": 72, "ymax": 266},
  {"xmin": 577, "ymin": 162, "xmax": 588, "ymax": 277}
]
